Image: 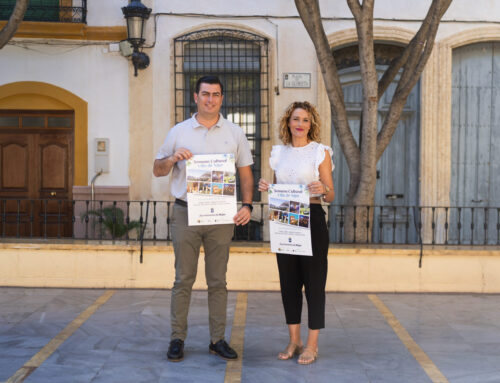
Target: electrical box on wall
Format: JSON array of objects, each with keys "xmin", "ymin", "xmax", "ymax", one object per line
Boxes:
[{"xmin": 95, "ymin": 138, "xmax": 109, "ymax": 173}]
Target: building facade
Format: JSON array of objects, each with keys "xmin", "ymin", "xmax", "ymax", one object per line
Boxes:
[{"xmin": 0, "ymin": 0, "xmax": 499, "ymax": 243}]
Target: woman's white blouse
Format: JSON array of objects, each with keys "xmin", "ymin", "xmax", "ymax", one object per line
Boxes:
[{"xmin": 269, "ymin": 142, "xmax": 334, "ymax": 196}]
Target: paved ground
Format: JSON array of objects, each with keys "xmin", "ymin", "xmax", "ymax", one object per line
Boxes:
[{"xmin": 1, "ymin": 288, "xmax": 500, "ymax": 383}]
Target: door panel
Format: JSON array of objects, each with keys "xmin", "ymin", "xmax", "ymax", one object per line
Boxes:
[
  {"xmin": 0, "ymin": 134, "xmax": 34, "ymax": 236},
  {"xmin": 0, "ymin": 112, "xmax": 74, "ymax": 237},
  {"xmin": 331, "ymin": 71, "xmax": 420, "ymax": 243},
  {"xmin": 450, "ymin": 42, "xmax": 500, "ymax": 244},
  {"xmin": 40, "ymin": 142, "xmax": 68, "ymax": 192},
  {"xmin": 38, "ymin": 133, "xmax": 73, "ymax": 237},
  {"xmin": 1, "ymin": 141, "xmax": 29, "ymax": 191}
]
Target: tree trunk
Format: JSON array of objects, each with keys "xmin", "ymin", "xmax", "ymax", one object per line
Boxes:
[
  {"xmin": 0, "ymin": 0, "xmax": 29, "ymax": 50},
  {"xmin": 296, "ymin": 0, "xmax": 452, "ymax": 242}
]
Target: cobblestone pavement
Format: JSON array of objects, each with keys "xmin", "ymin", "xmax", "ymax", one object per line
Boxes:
[{"xmin": 1, "ymin": 288, "xmax": 500, "ymax": 383}]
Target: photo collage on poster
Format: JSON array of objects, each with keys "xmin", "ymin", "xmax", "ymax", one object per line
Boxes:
[
  {"xmin": 268, "ymin": 197, "xmax": 310, "ymax": 228},
  {"xmin": 186, "ymin": 154, "xmax": 237, "ymax": 226},
  {"xmin": 186, "ymin": 169, "xmax": 236, "ymax": 197}
]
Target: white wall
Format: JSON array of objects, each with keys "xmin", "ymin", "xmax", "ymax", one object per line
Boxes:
[
  {"xmin": 0, "ymin": 43, "xmax": 130, "ymax": 186},
  {"xmin": 2, "ymin": 0, "xmax": 498, "ymax": 196},
  {"xmin": 146, "ymin": 0, "xmax": 497, "ymax": 200},
  {"xmin": 87, "ymin": 0, "xmax": 128, "ymax": 26},
  {"xmin": 145, "ymin": 0, "xmax": 499, "ymax": 201},
  {"xmin": 155, "ymin": 0, "xmax": 500, "ymax": 21}
]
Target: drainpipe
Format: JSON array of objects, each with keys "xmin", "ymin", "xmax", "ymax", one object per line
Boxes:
[{"xmin": 91, "ymin": 170, "xmax": 103, "ymax": 202}]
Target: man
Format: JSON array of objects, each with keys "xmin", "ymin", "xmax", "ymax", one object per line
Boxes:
[{"xmin": 153, "ymin": 75, "xmax": 254, "ymax": 362}]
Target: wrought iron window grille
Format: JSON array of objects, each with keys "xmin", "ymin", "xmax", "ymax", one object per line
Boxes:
[{"xmin": 174, "ymin": 28, "xmax": 270, "ymax": 201}]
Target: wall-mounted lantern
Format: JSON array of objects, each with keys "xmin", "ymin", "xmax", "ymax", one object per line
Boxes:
[{"xmin": 121, "ymin": 0, "xmax": 152, "ymax": 76}]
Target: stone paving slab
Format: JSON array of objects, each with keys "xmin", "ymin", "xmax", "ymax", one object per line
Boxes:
[{"xmin": 1, "ymin": 288, "xmax": 500, "ymax": 382}]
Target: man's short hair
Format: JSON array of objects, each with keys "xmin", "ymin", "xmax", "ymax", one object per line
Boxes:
[{"xmin": 195, "ymin": 76, "xmax": 224, "ymax": 95}]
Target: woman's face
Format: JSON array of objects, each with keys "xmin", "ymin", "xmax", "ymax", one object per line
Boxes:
[{"xmin": 288, "ymin": 108, "xmax": 311, "ymax": 141}]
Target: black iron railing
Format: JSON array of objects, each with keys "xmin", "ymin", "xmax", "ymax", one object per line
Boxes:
[
  {"xmin": 1, "ymin": 199, "xmax": 500, "ymax": 246},
  {"xmin": 0, "ymin": 0, "xmax": 86, "ymax": 23}
]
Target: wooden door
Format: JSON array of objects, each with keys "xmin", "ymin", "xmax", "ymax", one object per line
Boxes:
[
  {"xmin": 0, "ymin": 133, "xmax": 32, "ymax": 237},
  {"xmin": 37, "ymin": 132, "xmax": 74, "ymax": 237},
  {"xmin": 0, "ymin": 112, "xmax": 74, "ymax": 237},
  {"xmin": 330, "ymin": 70, "xmax": 420, "ymax": 243},
  {"xmin": 450, "ymin": 42, "xmax": 500, "ymax": 244}
]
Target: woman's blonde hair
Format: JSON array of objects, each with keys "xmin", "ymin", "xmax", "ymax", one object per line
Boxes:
[{"xmin": 278, "ymin": 101, "xmax": 321, "ymax": 145}]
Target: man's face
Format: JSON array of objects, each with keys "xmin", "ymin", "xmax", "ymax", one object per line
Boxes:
[{"xmin": 194, "ymin": 82, "xmax": 223, "ymax": 117}]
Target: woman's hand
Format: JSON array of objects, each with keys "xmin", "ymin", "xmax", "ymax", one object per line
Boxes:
[
  {"xmin": 307, "ymin": 181, "xmax": 326, "ymax": 195},
  {"xmin": 258, "ymin": 178, "xmax": 270, "ymax": 192}
]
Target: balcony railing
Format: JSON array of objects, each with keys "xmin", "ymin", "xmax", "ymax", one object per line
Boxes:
[
  {"xmin": 1, "ymin": 199, "xmax": 500, "ymax": 246},
  {"xmin": 0, "ymin": 0, "xmax": 86, "ymax": 23}
]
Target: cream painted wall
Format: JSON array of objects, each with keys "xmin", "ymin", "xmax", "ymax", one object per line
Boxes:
[
  {"xmin": 155, "ymin": 0, "xmax": 500, "ymax": 20},
  {"xmin": 146, "ymin": 1, "xmax": 498, "ymax": 202},
  {"xmin": 0, "ymin": 44, "xmax": 130, "ymax": 186},
  {"xmin": 87, "ymin": 0, "xmax": 128, "ymax": 26},
  {"xmin": 2, "ymin": 0, "xmax": 498, "ymax": 198},
  {"xmin": 2, "ymin": 243, "xmax": 500, "ymax": 292}
]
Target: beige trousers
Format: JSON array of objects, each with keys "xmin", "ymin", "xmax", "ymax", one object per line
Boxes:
[{"xmin": 170, "ymin": 203, "xmax": 234, "ymax": 343}]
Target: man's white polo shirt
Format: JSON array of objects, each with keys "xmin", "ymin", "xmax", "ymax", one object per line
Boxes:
[{"xmin": 156, "ymin": 114, "xmax": 254, "ymax": 201}]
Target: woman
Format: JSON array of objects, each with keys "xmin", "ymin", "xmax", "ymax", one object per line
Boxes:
[{"xmin": 258, "ymin": 101, "xmax": 334, "ymax": 365}]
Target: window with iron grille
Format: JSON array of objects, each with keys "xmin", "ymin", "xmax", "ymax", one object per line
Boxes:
[{"xmin": 174, "ymin": 29, "xmax": 270, "ymax": 201}]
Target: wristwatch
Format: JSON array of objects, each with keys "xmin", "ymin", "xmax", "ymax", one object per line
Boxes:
[
  {"xmin": 323, "ymin": 184, "xmax": 330, "ymax": 195},
  {"xmin": 242, "ymin": 203, "xmax": 253, "ymax": 212}
]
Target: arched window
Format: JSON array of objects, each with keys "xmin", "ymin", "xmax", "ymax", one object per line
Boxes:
[{"xmin": 174, "ymin": 29, "xmax": 270, "ymax": 200}]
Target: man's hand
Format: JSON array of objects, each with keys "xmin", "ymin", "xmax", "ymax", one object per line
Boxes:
[
  {"xmin": 171, "ymin": 148, "xmax": 193, "ymax": 163},
  {"xmin": 153, "ymin": 147, "xmax": 192, "ymax": 177},
  {"xmin": 258, "ymin": 178, "xmax": 270, "ymax": 192},
  {"xmin": 234, "ymin": 165, "xmax": 253, "ymax": 226},
  {"xmin": 233, "ymin": 205, "xmax": 251, "ymax": 226}
]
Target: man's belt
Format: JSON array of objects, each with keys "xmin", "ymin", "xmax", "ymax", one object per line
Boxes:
[{"xmin": 175, "ymin": 198, "xmax": 187, "ymax": 207}]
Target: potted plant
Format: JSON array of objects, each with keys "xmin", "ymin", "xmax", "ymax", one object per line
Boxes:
[{"xmin": 81, "ymin": 205, "xmax": 142, "ymax": 239}]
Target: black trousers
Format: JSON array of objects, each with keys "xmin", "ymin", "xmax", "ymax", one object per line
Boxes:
[{"xmin": 277, "ymin": 204, "xmax": 329, "ymax": 330}]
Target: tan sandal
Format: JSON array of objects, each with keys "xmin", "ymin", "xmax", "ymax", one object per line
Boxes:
[
  {"xmin": 298, "ymin": 347, "xmax": 318, "ymax": 365},
  {"xmin": 277, "ymin": 342, "xmax": 304, "ymax": 360}
]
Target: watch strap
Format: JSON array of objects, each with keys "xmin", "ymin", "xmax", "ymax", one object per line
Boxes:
[{"xmin": 242, "ymin": 203, "xmax": 253, "ymax": 212}]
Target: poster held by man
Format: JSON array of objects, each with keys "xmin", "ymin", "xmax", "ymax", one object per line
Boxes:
[{"xmin": 186, "ymin": 153, "xmax": 237, "ymax": 226}]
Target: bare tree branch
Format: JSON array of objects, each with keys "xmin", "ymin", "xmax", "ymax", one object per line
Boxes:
[
  {"xmin": 376, "ymin": 0, "xmax": 452, "ymax": 159},
  {"xmin": 0, "ymin": 0, "xmax": 29, "ymax": 50},
  {"xmin": 378, "ymin": 1, "xmax": 436, "ymax": 98},
  {"xmin": 396, "ymin": 3, "xmax": 443, "ymax": 92},
  {"xmin": 351, "ymin": 0, "xmax": 379, "ymax": 202},
  {"xmin": 378, "ymin": 0, "xmax": 451, "ymax": 99},
  {"xmin": 295, "ymin": 0, "xmax": 361, "ymax": 178},
  {"xmin": 361, "ymin": 0, "xmax": 374, "ymax": 12},
  {"xmin": 346, "ymin": 0, "xmax": 362, "ymax": 20}
]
